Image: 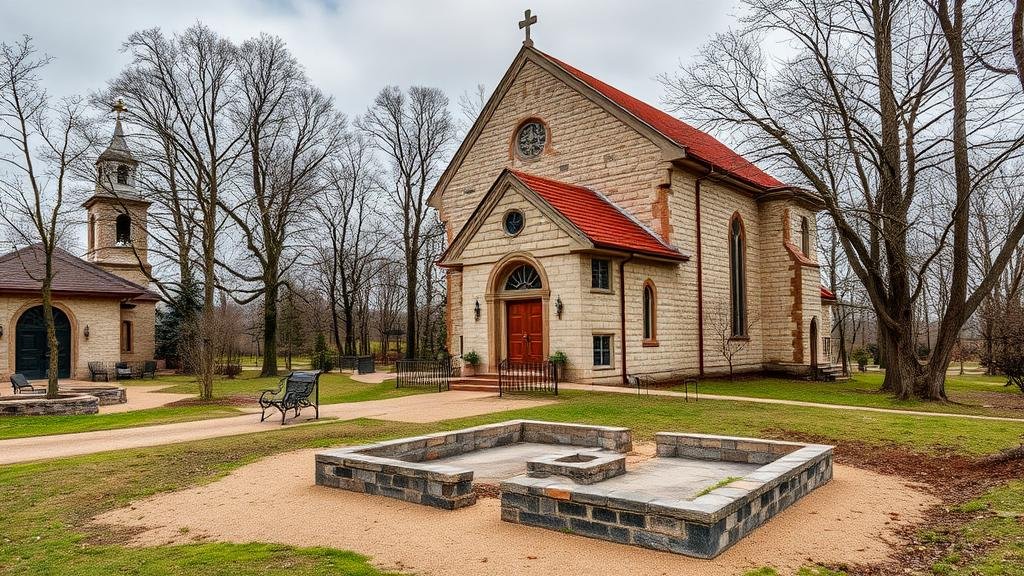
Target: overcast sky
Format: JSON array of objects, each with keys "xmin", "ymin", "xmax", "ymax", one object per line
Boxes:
[{"xmin": 2, "ymin": 0, "xmax": 741, "ymax": 120}]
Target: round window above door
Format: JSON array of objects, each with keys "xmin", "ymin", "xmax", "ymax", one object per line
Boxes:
[{"xmin": 503, "ymin": 210, "xmax": 525, "ymax": 236}]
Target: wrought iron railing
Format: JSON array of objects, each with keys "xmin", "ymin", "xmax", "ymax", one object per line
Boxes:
[
  {"xmin": 822, "ymin": 337, "xmax": 833, "ymax": 365},
  {"xmin": 395, "ymin": 357, "xmax": 452, "ymax": 392},
  {"xmin": 498, "ymin": 359, "xmax": 558, "ymax": 396}
]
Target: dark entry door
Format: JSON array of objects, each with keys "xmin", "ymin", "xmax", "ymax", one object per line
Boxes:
[
  {"xmin": 506, "ymin": 299, "xmax": 543, "ymax": 363},
  {"xmin": 15, "ymin": 306, "xmax": 71, "ymax": 379}
]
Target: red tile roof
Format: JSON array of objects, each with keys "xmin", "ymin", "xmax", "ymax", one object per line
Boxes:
[
  {"xmin": 0, "ymin": 243, "xmax": 158, "ymax": 300},
  {"xmin": 541, "ymin": 52, "xmax": 785, "ymax": 190},
  {"xmin": 820, "ymin": 286, "xmax": 837, "ymax": 301},
  {"xmin": 510, "ymin": 170, "xmax": 686, "ymax": 261}
]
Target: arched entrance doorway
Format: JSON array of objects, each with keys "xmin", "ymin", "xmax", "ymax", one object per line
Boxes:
[
  {"xmin": 485, "ymin": 254, "xmax": 550, "ymax": 371},
  {"xmin": 15, "ymin": 305, "xmax": 71, "ymax": 379},
  {"xmin": 809, "ymin": 317, "xmax": 819, "ymax": 369}
]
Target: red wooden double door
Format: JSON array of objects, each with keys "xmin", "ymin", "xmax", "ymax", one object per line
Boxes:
[{"xmin": 506, "ymin": 299, "xmax": 543, "ymax": 363}]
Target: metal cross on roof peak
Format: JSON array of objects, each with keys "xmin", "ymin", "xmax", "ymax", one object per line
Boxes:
[
  {"xmin": 519, "ymin": 9, "xmax": 537, "ymax": 47},
  {"xmin": 112, "ymin": 99, "xmax": 127, "ymax": 120}
]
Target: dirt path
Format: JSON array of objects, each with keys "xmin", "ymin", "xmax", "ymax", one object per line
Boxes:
[
  {"xmin": 0, "ymin": 392, "xmax": 553, "ymax": 465},
  {"xmin": 100, "ymin": 385, "xmax": 195, "ymax": 414},
  {"xmin": 94, "ymin": 446, "xmax": 937, "ymax": 576},
  {"xmin": 350, "ymin": 372, "xmax": 396, "ymax": 384},
  {"xmin": 561, "ymin": 383, "xmax": 1024, "ymax": 422}
]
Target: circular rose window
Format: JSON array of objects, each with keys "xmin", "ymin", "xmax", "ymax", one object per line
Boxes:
[
  {"xmin": 516, "ymin": 121, "xmax": 546, "ymax": 159},
  {"xmin": 503, "ymin": 210, "xmax": 525, "ymax": 236}
]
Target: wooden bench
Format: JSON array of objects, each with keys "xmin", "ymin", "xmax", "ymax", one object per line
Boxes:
[
  {"xmin": 88, "ymin": 362, "xmax": 110, "ymax": 382},
  {"xmin": 259, "ymin": 371, "xmax": 321, "ymax": 425}
]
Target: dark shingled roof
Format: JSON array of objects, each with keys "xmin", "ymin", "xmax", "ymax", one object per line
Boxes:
[
  {"xmin": 0, "ymin": 243, "xmax": 158, "ymax": 301},
  {"xmin": 96, "ymin": 119, "xmax": 137, "ymax": 165}
]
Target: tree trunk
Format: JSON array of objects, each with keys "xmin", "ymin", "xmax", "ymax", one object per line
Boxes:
[
  {"xmin": 42, "ymin": 279, "xmax": 59, "ymax": 399},
  {"xmin": 261, "ymin": 280, "xmax": 279, "ymax": 377},
  {"xmin": 405, "ymin": 264, "xmax": 417, "ymax": 360}
]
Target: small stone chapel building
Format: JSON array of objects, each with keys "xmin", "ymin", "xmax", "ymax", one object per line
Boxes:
[
  {"xmin": 434, "ymin": 44, "xmax": 835, "ymax": 384},
  {"xmin": 0, "ymin": 113, "xmax": 158, "ymax": 381}
]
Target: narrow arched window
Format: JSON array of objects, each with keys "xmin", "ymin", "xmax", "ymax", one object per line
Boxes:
[
  {"xmin": 116, "ymin": 164, "xmax": 129, "ymax": 185},
  {"xmin": 800, "ymin": 216, "xmax": 811, "ymax": 256},
  {"xmin": 88, "ymin": 215, "xmax": 96, "ymax": 251},
  {"xmin": 642, "ymin": 281, "xmax": 657, "ymax": 344},
  {"xmin": 115, "ymin": 213, "xmax": 131, "ymax": 245},
  {"xmin": 730, "ymin": 215, "xmax": 747, "ymax": 337}
]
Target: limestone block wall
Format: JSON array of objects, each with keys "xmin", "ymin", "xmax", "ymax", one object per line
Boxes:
[
  {"xmin": 438, "ymin": 60, "xmax": 666, "ymax": 239},
  {"xmin": 86, "ymin": 200, "xmax": 151, "ymax": 286},
  {"xmin": 757, "ymin": 200, "xmax": 796, "ymax": 364},
  {"xmin": 120, "ymin": 301, "xmax": 156, "ymax": 363},
  {"xmin": 0, "ymin": 295, "xmax": 124, "ymax": 381}
]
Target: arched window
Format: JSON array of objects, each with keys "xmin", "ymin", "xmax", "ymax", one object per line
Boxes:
[
  {"xmin": 115, "ymin": 213, "xmax": 132, "ymax": 245},
  {"xmin": 88, "ymin": 215, "xmax": 96, "ymax": 251},
  {"xmin": 800, "ymin": 216, "xmax": 811, "ymax": 256},
  {"xmin": 730, "ymin": 214, "xmax": 747, "ymax": 337},
  {"xmin": 503, "ymin": 264, "xmax": 542, "ymax": 290},
  {"xmin": 116, "ymin": 164, "xmax": 129, "ymax": 185},
  {"xmin": 642, "ymin": 280, "xmax": 657, "ymax": 344}
]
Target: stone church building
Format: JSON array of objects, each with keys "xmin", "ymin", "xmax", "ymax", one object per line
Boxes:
[
  {"xmin": 0, "ymin": 114, "xmax": 158, "ymax": 381},
  {"xmin": 434, "ymin": 46, "xmax": 835, "ymax": 384}
]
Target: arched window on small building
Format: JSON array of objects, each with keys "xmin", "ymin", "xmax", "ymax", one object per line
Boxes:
[
  {"xmin": 115, "ymin": 213, "xmax": 132, "ymax": 245},
  {"xmin": 116, "ymin": 164, "xmax": 129, "ymax": 185},
  {"xmin": 800, "ymin": 216, "xmax": 811, "ymax": 257},
  {"xmin": 642, "ymin": 280, "xmax": 657, "ymax": 345},
  {"xmin": 729, "ymin": 214, "xmax": 748, "ymax": 337}
]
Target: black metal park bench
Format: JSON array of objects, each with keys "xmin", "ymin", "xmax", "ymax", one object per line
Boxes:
[{"xmin": 259, "ymin": 370, "xmax": 321, "ymax": 425}]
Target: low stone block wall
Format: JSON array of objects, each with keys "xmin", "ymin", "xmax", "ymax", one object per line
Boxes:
[
  {"xmin": 501, "ymin": 434, "xmax": 833, "ymax": 558},
  {"xmin": 62, "ymin": 386, "xmax": 126, "ymax": 406},
  {"xmin": 0, "ymin": 393, "xmax": 100, "ymax": 416},
  {"xmin": 315, "ymin": 420, "xmax": 632, "ymax": 509}
]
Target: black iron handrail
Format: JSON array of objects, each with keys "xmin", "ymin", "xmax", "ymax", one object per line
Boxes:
[
  {"xmin": 498, "ymin": 359, "xmax": 558, "ymax": 396},
  {"xmin": 396, "ymin": 357, "xmax": 452, "ymax": 392}
]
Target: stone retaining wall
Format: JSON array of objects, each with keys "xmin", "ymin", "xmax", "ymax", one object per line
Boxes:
[
  {"xmin": 0, "ymin": 393, "xmax": 99, "ymax": 416},
  {"xmin": 315, "ymin": 420, "xmax": 632, "ymax": 509},
  {"xmin": 501, "ymin": 434, "xmax": 833, "ymax": 559},
  {"xmin": 62, "ymin": 386, "xmax": 126, "ymax": 406}
]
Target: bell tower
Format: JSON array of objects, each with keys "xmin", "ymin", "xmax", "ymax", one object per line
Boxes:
[{"xmin": 83, "ymin": 100, "xmax": 152, "ymax": 287}]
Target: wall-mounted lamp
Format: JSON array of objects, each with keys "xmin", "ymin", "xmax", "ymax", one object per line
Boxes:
[
  {"xmin": 83, "ymin": 325, "xmax": 90, "ymax": 339},
  {"xmin": 555, "ymin": 296, "xmax": 564, "ymax": 319},
  {"xmin": 474, "ymin": 300, "xmax": 481, "ymax": 321}
]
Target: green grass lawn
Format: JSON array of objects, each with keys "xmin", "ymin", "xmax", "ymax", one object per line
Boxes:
[
  {"xmin": 155, "ymin": 370, "xmax": 414, "ymax": 405},
  {"xmin": 678, "ymin": 372, "xmax": 1024, "ymax": 418},
  {"xmin": 3, "ymin": 388, "xmax": 1024, "ymax": 574},
  {"xmin": 0, "ymin": 405, "xmax": 243, "ymax": 440}
]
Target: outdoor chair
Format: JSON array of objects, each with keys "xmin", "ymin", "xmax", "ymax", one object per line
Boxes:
[
  {"xmin": 141, "ymin": 361, "xmax": 157, "ymax": 379},
  {"xmin": 259, "ymin": 370, "xmax": 321, "ymax": 425},
  {"xmin": 88, "ymin": 362, "xmax": 110, "ymax": 382},
  {"xmin": 10, "ymin": 373, "xmax": 37, "ymax": 394},
  {"xmin": 115, "ymin": 362, "xmax": 132, "ymax": 380}
]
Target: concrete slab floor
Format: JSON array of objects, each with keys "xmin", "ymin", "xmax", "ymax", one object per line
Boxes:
[
  {"xmin": 430, "ymin": 442, "xmax": 760, "ymax": 500},
  {"xmin": 428, "ymin": 442, "xmax": 614, "ymax": 483},
  {"xmin": 590, "ymin": 457, "xmax": 761, "ymax": 500}
]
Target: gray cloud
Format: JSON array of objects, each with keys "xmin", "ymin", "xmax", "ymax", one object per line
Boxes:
[{"xmin": 1, "ymin": 0, "xmax": 739, "ymax": 118}]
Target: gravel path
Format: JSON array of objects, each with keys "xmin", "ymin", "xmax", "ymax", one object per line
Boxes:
[
  {"xmin": 94, "ymin": 445, "xmax": 937, "ymax": 576},
  {"xmin": 0, "ymin": 391, "xmax": 553, "ymax": 465},
  {"xmin": 561, "ymin": 383, "xmax": 1024, "ymax": 422},
  {"xmin": 100, "ymin": 385, "xmax": 195, "ymax": 414}
]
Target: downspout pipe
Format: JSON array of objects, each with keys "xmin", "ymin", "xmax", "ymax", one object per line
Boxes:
[
  {"xmin": 619, "ymin": 253, "xmax": 635, "ymax": 385},
  {"xmin": 695, "ymin": 168, "xmax": 713, "ymax": 377}
]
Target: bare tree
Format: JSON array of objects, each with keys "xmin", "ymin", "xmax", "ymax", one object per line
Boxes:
[
  {"xmin": 312, "ymin": 133, "xmax": 385, "ymax": 356},
  {"xmin": 662, "ymin": 0, "xmax": 1024, "ymax": 400},
  {"xmin": 219, "ymin": 34, "xmax": 344, "ymax": 376},
  {"xmin": 0, "ymin": 37, "xmax": 97, "ymax": 397},
  {"xmin": 358, "ymin": 86, "xmax": 453, "ymax": 359},
  {"xmin": 111, "ymin": 25, "xmax": 247, "ymax": 399},
  {"xmin": 708, "ymin": 301, "xmax": 758, "ymax": 380}
]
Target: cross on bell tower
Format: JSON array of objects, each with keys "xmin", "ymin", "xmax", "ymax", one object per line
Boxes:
[{"xmin": 519, "ymin": 9, "xmax": 538, "ymax": 47}]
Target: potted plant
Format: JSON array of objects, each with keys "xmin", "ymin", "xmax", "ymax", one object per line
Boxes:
[
  {"xmin": 549, "ymin": 350, "xmax": 568, "ymax": 380},
  {"xmin": 462, "ymin": 351, "xmax": 481, "ymax": 376}
]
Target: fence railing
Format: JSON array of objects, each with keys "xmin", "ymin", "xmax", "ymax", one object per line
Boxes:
[
  {"xmin": 498, "ymin": 359, "xmax": 558, "ymax": 396},
  {"xmin": 395, "ymin": 357, "xmax": 452, "ymax": 392}
]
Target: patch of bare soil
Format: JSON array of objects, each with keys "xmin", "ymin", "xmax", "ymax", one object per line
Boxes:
[
  {"xmin": 93, "ymin": 447, "xmax": 936, "ymax": 576},
  {"xmin": 764, "ymin": 430, "xmax": 1024, "ymax": 575},
  {"xmin": 164, "ymin": 394, "xmax": 255, "ymax": 408},
  {"xmin": 956, "ymin": 389, "xmax": 1024, "ymax": 412}
]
